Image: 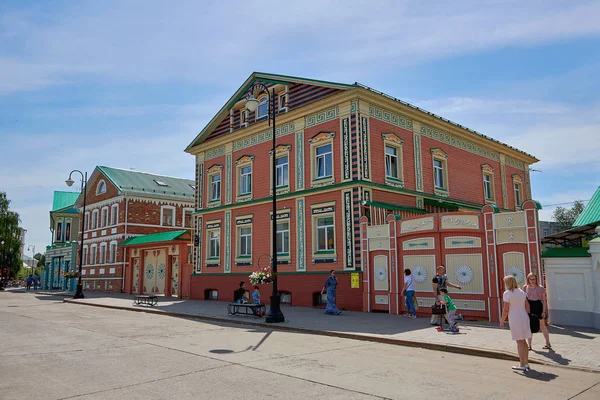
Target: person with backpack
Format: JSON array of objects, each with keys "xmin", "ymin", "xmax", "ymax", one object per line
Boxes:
[
  {"xmin": 402, "ymin": 269, "xmax": 417, "ymax": 318},
  {"xmin": 431, "ymin": 265, "xmax": 462, "ymax": 326}
]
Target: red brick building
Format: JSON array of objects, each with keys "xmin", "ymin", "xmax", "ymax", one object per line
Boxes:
[
  {"xmin": 75, "ymin": 166, "xmax": 194, "ymax": 293},
  {"xmin": 184, "ymin": 73, "xmax": 540, "ymax": 318}
]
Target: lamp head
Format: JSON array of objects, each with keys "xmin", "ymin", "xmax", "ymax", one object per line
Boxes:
[
  {"xmin": 65, "ymin": 178, "xmax": 74, "ymax": 187},
  {"xmin": 245, "ymin": 95, "xmax": 259, "ymax": 112}
]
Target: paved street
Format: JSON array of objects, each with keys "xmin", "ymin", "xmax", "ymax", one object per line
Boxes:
[{"xmin": 1, "ymin": 292, "xmax": 599, "ymax": 400}]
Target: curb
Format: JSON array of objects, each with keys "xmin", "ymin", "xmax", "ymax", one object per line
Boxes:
[{"xmin": 62, "ymin": 299, "xmax": 599, "ymax": 373}]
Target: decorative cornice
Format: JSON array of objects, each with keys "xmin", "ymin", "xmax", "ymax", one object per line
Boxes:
[
  {"xmin": 382, "ymin": 132, "xmax": 403, "ymax": 145},
  {"xmin": 369, "ymin": 105, "xmax": 413, "ymax": 131},
  {"xmin": 512, "ymin": 174, "xmax": 523, "ymax": 184},
  {"xmin": 205, "ymin": 146, "xmax": 226, "ymax": 160},
  {"xmin": 235, "ymin": 155, "xmax": 254, "ymax": 165},
  {"xmin": 421, "ymin": 124, "xmax": 500, "ymax": 162},
  {"xmin": 207, "ymin": 164, "xmax": 223, "ymax": 173},
  {"xmin": 505, "ymin": 156, "xmax": 526, "ymax": 171},
  {"xmin": 481, "ymin": 164, "xmax": 494, "ymax": 174},
  {"xmin": 305, "ymin": 107, "xmax": 339, "ymax": 128},
  {"xmin": 309, "ymin": 131, "xmax": 335, "ymax": 144},
  {"xmin": 232, "ymin": 121, "xmax": 295, "ymax": 152},
  {"xmin": 431, "ymin": 148, "xmax": 448, "ymax": 158}
]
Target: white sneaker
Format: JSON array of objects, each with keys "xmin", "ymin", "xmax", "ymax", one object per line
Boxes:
[{"xmin": 410, "ymin": 315, "xmax": 417, "ymax": 319}]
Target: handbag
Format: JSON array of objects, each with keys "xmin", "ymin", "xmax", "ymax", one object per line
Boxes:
[{"xmin": 431, "ymin": 303, "xmax": 446, "ymax": 315}]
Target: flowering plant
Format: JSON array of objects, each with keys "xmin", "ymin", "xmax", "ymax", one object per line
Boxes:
[
  {"xmin": 249, "ymin": 267, "xmax": 275, "ymax": 285},
  {"xmin": 63, "ymin": 271, "xmax": 80, "ymax": 279}
]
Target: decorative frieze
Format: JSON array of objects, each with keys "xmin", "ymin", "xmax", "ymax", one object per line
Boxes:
[
  {"xmin": 305, "ymin": 107, "xmax": 339, "ymax": 128},
  {"xmin": 296, "ymin": 198, "xmax": 306, "ymax": 271},
  {"xmin": 205, "ymin": 146, "xmax": 226, "ymax": 161},
  {"xmin": 295, "ymin": 131, "xmax": 305, "ymax": 190},
  {"xmin": 343, "ymin": 190, "xmax": 354, "ymax": 269},
  {"xmin": 225, "ymin": 154, "xmax": 232, "ymax": 205},
  {"xmin": 420, "ymin": 124, "xmax": 500, "ymax": 162},
  {"xmin": 341, "ymin": 118, "xmax": 351, "ymax": 181},
  {"xmin": 224, "ymin": 211, "xmax": 231, "ymax": 273},
  {"xmin": 368, "ymin": 105, "xmax": 413, "ymax": 131},
  {"xmin": 360, "ymin": 116, "xmax": 370, "ymax": 180},
  {"xmin": 232, "ymin": 121, "xmax": 295, "ymax": 152},
  {"xmin": 505, "ymin": 156, "xmax": 526, "ymax": 171}
]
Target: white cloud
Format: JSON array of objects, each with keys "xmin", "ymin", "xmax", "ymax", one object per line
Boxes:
[{"xmin": 2, "ymin": 0, "xmax": 600, "ymax": 94}]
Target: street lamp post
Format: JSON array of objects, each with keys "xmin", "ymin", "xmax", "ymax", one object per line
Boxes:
[
  {"xmin": 66, "ymin": 170, "xmax": 88, "ymax": 299},
  {"xmin": 244, "ymin": 83, "xmax": 284, "ymax": 323},
  {"xmin": 27, "ymin": 244, "xmax": 35, "ymax": 276}
]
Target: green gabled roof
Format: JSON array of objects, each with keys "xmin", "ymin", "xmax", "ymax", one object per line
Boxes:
[
  {"xmin": 542, "ymin": 247, "xmax": 590, "ymax": 258},
  {"xmin": 573, "ymin": 186, "xmax": 600, "ymax": 227},
  {"xmin": 98, "ymin": 166, "xmax": 195, "ymax": 200},
  {"xmin": 118, "ymin": 230, "xmax": 189, "ymax": 247},
  {"xmin": 52, "ymin": 191, "xmax": 80, "ymax": 211}
]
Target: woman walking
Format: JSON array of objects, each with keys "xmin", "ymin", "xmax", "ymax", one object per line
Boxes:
[
  {"xmin": 523, "ymin": 273, "xmax": 551, "ymax": 350},
  {"xmin": 500, "ymin": 275, "xmax": 532, "ymax": 371},
  {"xmin": 321, "ymin": 270, "xmax": 341, "ymax": 315},
  {"xmin": 402, "ymin": 269, "xmax": 416, "ymax": 318}
]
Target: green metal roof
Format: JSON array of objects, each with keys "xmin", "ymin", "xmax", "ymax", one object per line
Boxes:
[
  {"xmin": 573, "ymin": 186, "xmax": 600, "ymax": 227},
  {"xmin": 542, "ymin": 247, "xmax": 590, "ymax": 258},
  {"xmin": 52, "ymin": 191, "xmax": 80, "ymax": 211},
  {"xmin": 98, "ymin": 166, "xmax": 195, "ymax": 200},
  {"xmin": 118, "ymin": 230, "xmax": 189, "ymax": 247}
]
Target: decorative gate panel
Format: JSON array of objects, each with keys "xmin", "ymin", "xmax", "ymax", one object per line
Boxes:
[
  {"xmin": 171, "ymin": 256, "xmax": 179, "ymax": 297},
  {"xmin": 143, "ymin": 249, "xmax": 166, "ymax": 294}
]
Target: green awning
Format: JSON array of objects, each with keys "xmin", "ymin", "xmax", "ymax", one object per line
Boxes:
[
  {"xmin": 424, "ymin": 198, "xmax": 461, "ymax": 211},
  {"xmin": 542, "ymin": 247, "xmax": 590, "ymax": 258},
  {"xmin": 362, "ymin": 200, "xmax": 428, "ymax": 214},
  {"xmin": 119, "ymin": 230, "xmax": 189, "ymax": 247}
]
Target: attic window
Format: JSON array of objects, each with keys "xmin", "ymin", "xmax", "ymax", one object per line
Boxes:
[
  {"xmin": 189, "ymin": 184, "xmax": 196, "ymax": 190},
  {"xmin": 154, "ymin": 179, "xmax": 169, "ymax": 187}
]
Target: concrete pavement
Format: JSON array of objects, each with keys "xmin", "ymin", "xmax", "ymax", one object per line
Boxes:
[
  {"xmin": 1, "ymin": 291, "xmax": 599, "ymax": 400},
  {"xmin": 23, "ymin": 288, "xmax": 600, "ymax": 372}
]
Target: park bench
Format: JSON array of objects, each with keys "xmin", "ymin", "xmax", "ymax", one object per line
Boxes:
[
  {"xmin": 227, "ymin": 302, "xmax": 266, "ymax": 318},
  {"xmin": 133, "ymin": 295, "xmax": 158, "ymax": 307}
]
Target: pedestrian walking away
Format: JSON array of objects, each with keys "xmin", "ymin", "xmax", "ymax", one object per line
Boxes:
[
  {"xmin": 33, "ymin": 275, "xmax": 39, "ymax": 290},
  {"xmin": 322, "ymin": 270, "xmax": 341, "ymax": 315},
  {"xmin": 26, "ymin": 275, "xmax": 33, "ymax": 291},
  {"xmin": 522, "ymin": 272, "xmax": 551, "ymax": 350},
  {"xmin": 402, "ymin": 269, "xmax": 416, "ymax": 318},
  {"xmin": 431, "ymin": 265, "xmax": 461, "ymax": 326},
  {"xmin": 500, "ymin": 275, "xmax": 532, "ymax": 371}
]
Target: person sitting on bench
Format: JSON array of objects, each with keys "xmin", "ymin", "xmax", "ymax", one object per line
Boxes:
[{"xmin": 234, "ymin": 281, "xmax": 248, "ymax": 304}]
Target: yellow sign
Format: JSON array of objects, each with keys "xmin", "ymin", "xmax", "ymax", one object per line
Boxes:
[{"xmin": 351, "ymin": 273, "xmax": 360, "ymax": 289}]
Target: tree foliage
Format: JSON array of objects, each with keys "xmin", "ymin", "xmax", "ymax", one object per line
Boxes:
[
  {"xmin": 1, "ymin": 191, "xmax": 23, "ymax": 281},
  {"xmin": 34, "ymin": 253, "xmax": 45, "ymax": 269},
  {"xmin": 552, "ymin": 200, "xmax": 585, "ymax": 231}
]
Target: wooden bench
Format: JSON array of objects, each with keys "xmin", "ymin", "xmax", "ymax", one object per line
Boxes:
[
  {"xmin": 133, "ymin": 295, "xmax": 158, "ymax": 307},
  {"xmin": 227, "ymin": 303, "xmax": 266, "ymax": 318}
]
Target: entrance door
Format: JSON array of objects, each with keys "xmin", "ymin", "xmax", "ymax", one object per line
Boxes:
[
  {"xmin": 143, "ymin": 249, "xmax": 167, "ymax": 294},
  {"xmin": 371, "ymin": 255, "xmax": 390, "ymax": 311}
]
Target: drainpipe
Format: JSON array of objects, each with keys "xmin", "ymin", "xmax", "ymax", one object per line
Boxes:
[{"xmin": 122, "ymin": 196, "xmax": 128, "ymax": 292}]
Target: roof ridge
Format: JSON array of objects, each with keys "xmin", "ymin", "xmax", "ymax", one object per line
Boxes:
[{"xmin": 99, "ymin": 166, "xmax": 194, "ymax": 182}]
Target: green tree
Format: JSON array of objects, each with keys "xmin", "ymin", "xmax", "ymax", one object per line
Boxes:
[
  {"xmin": 552, "ymin": 200, "xmax": 585, "ymax": 231},
  {"xmin": 1, "ymin": 191, "xmax": 23, "ymax": 287},
  {"xmin": 34, "ymin": 253, "xmax": 45, "ymax": 274}
]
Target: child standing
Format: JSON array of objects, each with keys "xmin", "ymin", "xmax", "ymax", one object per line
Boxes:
[
  {"xmin": 439, "ymin": 288, "xmax": 458, "ymax": 332},
  {"xmin": 252, "ymin": 286, "xmax": 261, "ymax": 304}
]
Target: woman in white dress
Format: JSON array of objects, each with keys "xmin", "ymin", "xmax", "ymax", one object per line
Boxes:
[{"xmin": 499, "ymin": 275, "xmax": 532, "ymax": 371}]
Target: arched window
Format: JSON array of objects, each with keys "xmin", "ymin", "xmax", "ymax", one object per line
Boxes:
[{"xmin": 96, "ymin": 180, "xmax": 107, "ymax": 195}]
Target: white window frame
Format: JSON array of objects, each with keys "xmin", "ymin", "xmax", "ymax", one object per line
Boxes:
[
  {"xmin": 512, "ymin": 174, "xmax": 524, "ymax": 209},
  {"xmin": 269, "ymin": 144, "xmax": 292, "ymax": 195},
  {"xmin": 82, "ymin": 246, "xmax": 88, "ymax": 266},
  {"xmin": 315, "ymin": 143, "xmax": 333, "ymax": 179},
  {"xmin": 207, "ymin": 227, "xmax": 220, "ymax": 260},
  {"xmin": 91, "ymin": 209, "xmax": 99, "ymax": 230},
  {"xmin": 481, "ymin": 164, "xmax": 495, "ymax": 203},
  {"xmin": 96, "ymin": 180, "xmax": 107, "ymax": 195},
  {"xmin": 161, "ymin": 205, "xmax": 176, "ymax": 227},
  {"xmin": 237, "ymin": 222, "xmax": 252, "ymax": 260},
  {"xmin": 383, "ymin": 133, "xmax": 404, "ymax": 186},
  {"xmin": 110, "ymin": 204, "xmax": 119, "ymax": 226},
  {"xmin": 99, "ymin": 243, "xmax": 107, "ymax": 264},
  {"xmin": 109, "ymin": 241, "xmax": 118, "ymax": 264},
  {"xmin": 311, "ymin": 203, "xmax": 336, "ymax": 259},
  {"xmin": 276, "ymin": 156, "xmax": 289, "ymax": 188},
  {"xmin": 90, "ymin": 244, "xmax": 97, "ymax": 265},
  {"xmin": 309, "ymin": 133, "xmax": 335, "ymax": 188},
  {"xmin": 278, "ymin": 92, "xmax": 288, "ymax": 112},
  {"xmin": 431, "ymin": 148, "xmax": 449, "ymax": 196},
  {"xmin": 84, "ymin": 212, "xmax": 90, "ymax": 231},
  {"xmin": 256, "ymin": 96, "xmax": 268, "ymax": 120},
  {"xmin": 235, "ymin": 156, "xmax": 254, "ymax": 201},
  {"xmin": 239, "ymin": 165, "xmax": 252, "ymax": 195},
  {"xmin": 101, "ymin": 206, "xmax": 109, "ymax": 228},
  {"xmin": 183, "ymin": 208, "xmax": 194, "ymax": 228},
  {"xmin": 276, "ymin": 219, "xmax": 290, "ymax": 257}
]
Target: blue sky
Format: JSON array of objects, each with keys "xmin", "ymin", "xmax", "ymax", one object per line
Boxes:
[{"xmin": 1, "ymin": 0, "xmax": 599, "ymax": 255}]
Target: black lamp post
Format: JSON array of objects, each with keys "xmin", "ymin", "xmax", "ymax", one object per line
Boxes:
[
  {"xmin": 66, "ymin": 170, "xmax": 87, "ymax": 299},
  {"xmin": 244, "ymin": 83, "xmax": 284, "ymax": 323}
]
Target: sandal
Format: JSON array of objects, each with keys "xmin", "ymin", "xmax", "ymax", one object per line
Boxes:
[{"xmin": 543, "ymin": 344, "xmax": 552, "ymax": 349}]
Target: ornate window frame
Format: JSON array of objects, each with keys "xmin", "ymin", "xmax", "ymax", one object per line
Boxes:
[
  {"xmin": 100, "ymin": 206, "xmax": 109, "ymax": 228},
  {"xmin": 310, "ymin": 132, "xmax": 335, "ymax": 188},
  {"xmin": 270, "ymin": 210, "xmax": 291, "ymax": 261},
  {"xmin": 256, "ymin": 96, "xmax": 268, "ymax": 120},
  {"xmin": 182, "ymin": 207, "xmax": 194, "ymax": 228},
  {"xmin": 207, "ymin": 164, "xmax": 223, "ymax": 207},
  {"xmin": 269, "ymin": 144, "xmax": 291, "ymax": 195},
  {"xmin": 481, "ymin": 164, "xmax": 496, "ymax": 203},
  {"xmin": 311, "ymin": 202, "xmax": 337, "ymax": 261},
  {"xmin": 91, "ymin": 209, "xmax": 99, "ymax": 230},
  {"xmin": 235, "ymin": 155, "xmax": 254, "ymax": 202},
  {"xmin": 205, "ymin": 220, "xmax": 221, "ymax": 264},
  {"xmin": 235, "ymin": 215, "xmax": 253, "ymax": 264},
  {"xmin": 110, "ymin": 203, "xmax": 119, "ymax": 226},
  {"xmin": 240, "ymin": 109, "xmax": 248, "ymax": 128},
  {"xmin": 431, "ymin": 148, "xmax": 449, "ymax": 197},
  {"xmin": 109, "ymin": 240, "xmax": 118, "ymax": 264},
  {"xmin": 512, "ymin": 174, "xmax": 524, "ymax": 209},
  {"xmin": 82, "ymin": 245, "xmax": 88, "ymax": 266},
  {"xmin": 278, "ymin": 92, "xmax": 288, "ymax": 113},
  {"xmin": 99, "ymin": 242, "xmax": 107, "ymax": 264},
  {"xmin": 84, "ymin": 211, "xmax": 90, "ymax": 231},
  {"xmin": 90, "ymin": 244, "xmax": 98, "ymax": 265},
  {"xmin": 383, "ymin": 133, "xmax": 404, "ymax": 188}
]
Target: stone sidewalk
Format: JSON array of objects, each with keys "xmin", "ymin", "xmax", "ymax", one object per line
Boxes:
[{"xmin": 27, "ymin": 289, "xmax": 600, "ymax": 372}]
